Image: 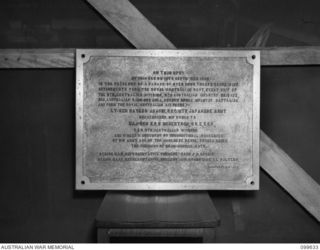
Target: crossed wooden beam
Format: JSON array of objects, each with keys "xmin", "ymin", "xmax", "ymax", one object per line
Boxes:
[{"xmin": 0, "ymin": 0, "xmax": 319, "ymax": 222}]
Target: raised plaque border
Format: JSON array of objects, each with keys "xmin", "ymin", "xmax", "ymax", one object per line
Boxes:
[{"xmin": 76, "ymin": 49, "xmax": 260, "ymax": 190}]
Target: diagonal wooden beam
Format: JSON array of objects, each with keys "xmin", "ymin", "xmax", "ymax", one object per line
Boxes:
[
  {"xmin": 86, "ymin": 0, "xmax": 320, "ymax": 221},
  {"xmin": 86, "ymin": 0, "xmax": 174, "ymax": 49},
  {"xmin": 260, "ymin": 131, "xmax": 320, "ymax": 220}
]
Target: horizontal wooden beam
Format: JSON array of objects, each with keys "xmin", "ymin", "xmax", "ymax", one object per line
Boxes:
[
  {"xmin": 0, "ymin": 49, "xmax": 74, "ymax": 68},
  {"xmin": 260, "ymin": 131, "xmax": 320, "ymax": 221},
  {"xmin": 1, "ymin": 47, "xmax": 320, "ymax": 68},
  {"xmin": 261, "ymin": 46, "xmax": 320, "ymax": 65}
]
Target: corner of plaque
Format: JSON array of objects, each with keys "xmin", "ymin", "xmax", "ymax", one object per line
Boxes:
[
  {"xmin": 76, "ymin": 49, "xmax": 91, "ymax": 64},
  {"xmin": 76, "ymin": 176, "xmax": 91, "ymax": 190},
  {"xmin": 245, "ymin": 175, "xmax": 259, "ymax": 190},
  {"xmin": 246, "ymin": 51, "xmax": 260, "ymax": 65}
]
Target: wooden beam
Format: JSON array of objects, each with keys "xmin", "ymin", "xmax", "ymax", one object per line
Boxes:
[
  {"xmin": 261, "ymin": 47, "xmax": 320, "ymax": 65},
  {"xmin": 0, "ymin": 49, "xmax": 74, "ymax": 68},
  {"xmin": 260, "ymin": 131, "xmax": 320, "ymax": 221},
  {"xmin": 206, "ymin": 47, "xmax": 320, "ymax": 66},
  {"xmin": 84, "ymin": 0, "xmax": 320, "ymax": 221},
  {"xmin": 86, "ymin": 0, "xmax": 174, "ymax": 49},
  {"xmin": 1, "ymin": 47, "xmax": 320, "ymax": 68},
  {"xmin": 248, "ymin": 26, "xmax": 320, "ymax": 222}
]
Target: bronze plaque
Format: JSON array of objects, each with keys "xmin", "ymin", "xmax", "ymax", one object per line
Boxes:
[{"xmin": 76, "ymin": 49, "xmax": 260, "ymax": 190}]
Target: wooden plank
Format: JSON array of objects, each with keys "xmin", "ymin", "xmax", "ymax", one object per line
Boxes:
[
  {"xmin": 85, "ymin": 0, "xmax": 320, "ymax": 222},
  {"xmin": 261, "ymin": 47, "xmax": 320, "ymax": 65},
  {"xmin": 207, "ymin": 47, "xmax": 320, "ymax": 66},
  {"xmin": 1, "ymin": 47, "xmax": 320, "ymax": 68},
  {"xmin": 86, "ymin": 0, "xmax": 174, "ymax": 49},
  {"xmin": 260, "ymin": 131, "xmax": 320, "ymax": 221},
  {"xmin": 0, "ymin": 49, "xmax": 74, "ymax": 68}
]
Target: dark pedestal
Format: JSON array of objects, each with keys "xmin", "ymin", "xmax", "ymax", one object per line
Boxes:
[{"xmin": 95, "ymin": 191, "xmax": 220, "ymax": 243}]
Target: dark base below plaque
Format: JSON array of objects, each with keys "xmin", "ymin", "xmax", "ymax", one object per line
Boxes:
[{"xmin": 95, "ymin": 191, "xmax": 220, "ymax": 243}]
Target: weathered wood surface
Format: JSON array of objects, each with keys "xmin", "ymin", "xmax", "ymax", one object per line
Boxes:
[
  {"xmin": 260, "ymin": 131, "xmax": 320, "ymax": 221},
  {"xmin": 261, "ymin": 46, "xmax": 320, "ymax": 65},
  {"xmin": 85, "ymin": 0, "xmax": 320, "ymax": 221},
  {"xmin": 1, "ymin": 47, "xmax": 320, "ymax": 68},
  {"xmin": 86, "ymin": 0, "xmax": 174, "ymax": 49},
  {"xmin": 0, "ymin": 49, "xmax": 74, "ymax": 68}
]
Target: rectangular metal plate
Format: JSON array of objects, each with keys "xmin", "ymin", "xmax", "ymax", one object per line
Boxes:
[{"xmin": 76, "ymin": 49, "xmax": 260, "ymax": 190}]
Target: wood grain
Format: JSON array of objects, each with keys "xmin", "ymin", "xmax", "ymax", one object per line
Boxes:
[
  {"xmin": 261, "ymin": 46, "xmax": 320, "ymax": 65},
  {"xmin": 0, "ymin": 49, "xmax": 74, "ymax": 68},
  {"xmin": 86, "ymin": 0, "xmax": 174, "ymax": 49},
  {"xmin": 1, "ymin": 47, "xmax": 320, "ymax": 68},
  {"xmin": 260, "ymin": 131, "xmax": 320, "ymax": 221}
]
